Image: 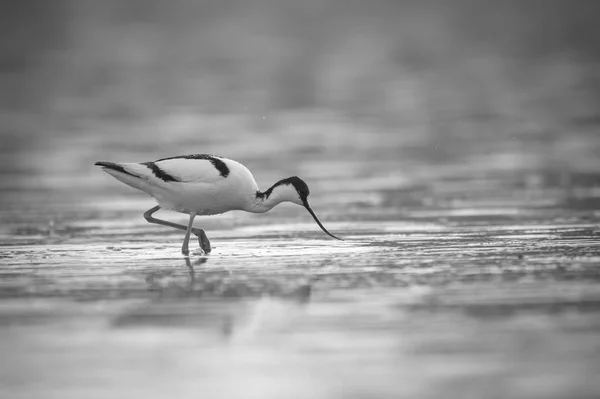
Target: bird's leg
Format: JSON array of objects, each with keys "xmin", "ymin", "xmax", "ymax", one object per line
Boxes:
[
  {"xmin": 181, "ymin": 212, "xmax": 196, "ymax": 256},
  {"xmin": 144, "ymin": 206, "xmax": 199, "ymax": 233},
  {"xmin": 143, "ymin": 206, "xmax": 211, "ymax": 253}
]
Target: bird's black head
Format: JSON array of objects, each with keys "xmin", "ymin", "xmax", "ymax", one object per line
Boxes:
[
  {"xmin": 285, "ymin": 176, "xmax": 310, "ymax": 205},
  {"xmin": 260, "ymin": 176, "xmax": 309, "ymax": 205},
  {"xmin": 261, "ymin": 176, "xmax": 341, "ymax": 241}
]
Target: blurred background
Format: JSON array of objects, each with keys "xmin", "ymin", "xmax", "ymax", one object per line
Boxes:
[
  {"xmin": 2, "ymin": 0, "xmax": 600, "ymax": 119},
  {"xmin": 1, "ymin": 1, "xmax": 600, "ymax": 398},
  {"xmin": 1, "ymin": 0, "xmax": 599, "ymax": 212},
  {"xmin": 2, "ymin": 0, "xmax": 599, "ymax": 158}
]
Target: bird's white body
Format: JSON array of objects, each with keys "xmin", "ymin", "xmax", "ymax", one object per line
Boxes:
[
  {"xmin": 103, "ymin": 157, "xmax": 255, "ymax": 214},
  {"xmin": 96, "ymin": 154, "xmax": 341, "ymax": 254}
]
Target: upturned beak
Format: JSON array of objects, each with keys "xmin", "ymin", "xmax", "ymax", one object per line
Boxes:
[{"xmin": 303, "ymin": 200, "xmax": 343, "ymax": 240}]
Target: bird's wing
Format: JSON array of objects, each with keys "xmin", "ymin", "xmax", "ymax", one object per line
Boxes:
[{"xmin": 149, "ymin": 157, "xmax": 227, "ymax": 184}]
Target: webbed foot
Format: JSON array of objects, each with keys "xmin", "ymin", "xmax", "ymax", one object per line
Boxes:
[{"xmin": 193, "ymin": 228, "xmax": 211, "ymax": 253}]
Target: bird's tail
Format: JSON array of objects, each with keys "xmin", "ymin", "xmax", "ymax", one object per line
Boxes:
[
  {"xmin": 95, "ymin": 161, "xmax": 141, "ymax": 178},
  {"xmin": 95, "ymin": 161, "xmax": 158, "ymax": 195}
]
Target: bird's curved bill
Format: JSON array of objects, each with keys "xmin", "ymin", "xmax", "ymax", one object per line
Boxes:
[{"xmin": 303, "ymin": 202, "xmax": 343, "ymax": 241}]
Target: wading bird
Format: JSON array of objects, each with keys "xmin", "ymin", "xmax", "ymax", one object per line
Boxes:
[{"xmin": 95, "ymin": 154, "xmax": 342, "ymax": 255}]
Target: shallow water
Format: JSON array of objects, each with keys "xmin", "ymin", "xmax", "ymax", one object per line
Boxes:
[{"xmin": 1, "ymin": 112, "xmax": 600, "ymax": 399}]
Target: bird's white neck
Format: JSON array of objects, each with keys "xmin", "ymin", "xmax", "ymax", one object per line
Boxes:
[{"xmin": 247, "ymin": 183, "xmax": 302, "ymax": 213}]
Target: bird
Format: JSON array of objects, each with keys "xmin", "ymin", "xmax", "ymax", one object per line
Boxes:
[{"xmin": 95, "ymin": 154, "xmax": 342, "ymax": 255}]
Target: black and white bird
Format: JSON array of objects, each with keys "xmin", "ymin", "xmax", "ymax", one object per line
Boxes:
[{"xmin": 95, "ymin": 154, "xmax": 342, "ymax": 255}]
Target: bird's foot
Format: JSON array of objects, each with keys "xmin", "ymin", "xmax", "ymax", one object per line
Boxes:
[
  {"xmin": 201, "ymin": 240, "xmax": 211, "ymax": 253},
  {"xmin": 193, "ymin": 228, "xmax": 211, "ymax": 254}
]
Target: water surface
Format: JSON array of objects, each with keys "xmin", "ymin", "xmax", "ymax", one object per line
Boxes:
[{"xmin": 1, "ymin": 113, "xmax": 600, "ymax": 399}]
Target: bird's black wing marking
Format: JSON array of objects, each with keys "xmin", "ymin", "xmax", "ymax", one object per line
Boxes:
[
  {"xmin": 154, "ymin": 154, "xmax": 230, "ymax": 178},
  {"xmin": 142, "ymin": 162, "xmax": 179, "ymax": 182},
  {"xmin": 95, "ymin": 161, "xmax": 141, "ymax": 178}
]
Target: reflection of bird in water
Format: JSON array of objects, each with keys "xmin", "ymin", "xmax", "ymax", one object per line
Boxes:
[
  {"xmin": 185, "ymin": 256, "xmax": 207, "ymax": 290},
  {"xmin": 137, "ymin": 257, "xmax": 311, "ymax": 339},
  {"xmin": 145, "ymin": 257, "xmax": 208, "ymax": 295},
  {"xmin": 95, "ymin": 154, "xmax": 342, "ymax": 255}
]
